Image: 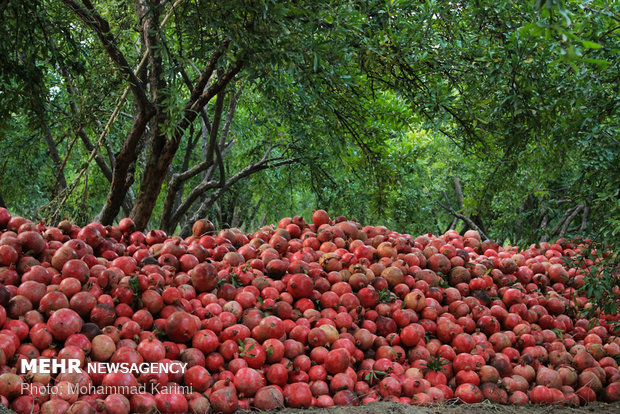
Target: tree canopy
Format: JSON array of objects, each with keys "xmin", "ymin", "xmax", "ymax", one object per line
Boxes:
[{"xmin": 0, "ymin": 0, "xmax": 618, "ymax": 244}]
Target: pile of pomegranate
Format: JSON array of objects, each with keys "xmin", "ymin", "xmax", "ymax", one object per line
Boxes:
[{"xmin": 0, "ymin": 206, "xmax": 618, "ymax": 413}]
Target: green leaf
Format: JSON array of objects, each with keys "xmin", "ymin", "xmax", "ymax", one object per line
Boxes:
[
  {"xmin": 578, "ymin": 57, "xmax": 611, "ymax": 67},
  {"xmin": 581, "ymin": 40, "xmax": 602, "ymax": 50}
]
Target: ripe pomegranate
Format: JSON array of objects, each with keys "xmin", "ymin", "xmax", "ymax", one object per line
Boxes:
[
  {"xmin": 254, "ymin": 386, "xmax": 284, "ymax": 410},
  {"xmin": 165, "ymin": 311, "xmax": 197, "ymax": 343},
  {"xmin": 47, "ymin": 308, "xmax": 83, "ymax": 340},
  {"xmin": 455, "ymin": 384, "xmax": 483, "ymax": 404},
  {"xmin": 234, "ymin": 367, "xmax": 265, "ymax": 397},
  {"xmin": 283, "ymin": 382, "xmax": 313, "ymax": 408},
  {"xmin": 154, "ymin": 392, "xmax": 188, "ymax": 414},
  {"xmin": 209, "ymin": 386, "xmax": 238, "ymax": 414},
  {"xmin": 0, "ymin": 211, "xmax": 617, "ymax": 410}
]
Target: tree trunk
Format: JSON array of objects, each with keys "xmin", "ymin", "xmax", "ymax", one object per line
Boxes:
[
  {"xmin": 130, "ymin": 0, "xmax": 168, "ymax": 231},
  {"xmin": 159, "ymin": 92, "xmax": 226, "ymax": 232},
  {"xmin": 131, "ymin": 63, "xmax": 242, "ymax": 230},
  {"xmin": 97, "ymin": 109, "xmax": 152, "ymax": 224},
  {"xmin": 0, "ymin": 187, "xmax": 6, "ymax": 208},
  {"xmin": 130, "ymin": 141, "xmax": 178, "ymax": 229},
  {"xmin": 64, "ymin": 0, "xmax": 155, "ymax": 224}
]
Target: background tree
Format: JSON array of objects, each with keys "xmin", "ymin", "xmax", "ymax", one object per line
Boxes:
[{"xmin": 0, "ymin": 0, "xmax": 617, "ymax": 246}]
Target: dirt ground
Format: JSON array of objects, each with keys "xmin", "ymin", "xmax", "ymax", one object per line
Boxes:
[
  {"xmin": 0, "ymin": 401, "xmax": 617, "ymax": 413},
  {"xmin": 274, "ymin": 401, "xmax": 620, "ymax": 414}
]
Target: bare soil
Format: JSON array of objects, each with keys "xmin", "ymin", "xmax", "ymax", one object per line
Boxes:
[
  {"xmin": 1, "ymin": 400, "xmax": 617, "ymax": 413},
  {"xmin": 273, "ymin": 401, "xmax": 620, "ymax": 414}
]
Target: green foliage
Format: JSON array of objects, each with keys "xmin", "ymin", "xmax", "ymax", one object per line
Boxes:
[
  {"xmin": 567, "ymin": 239, "xmax": 620, "ymax": 329},
  {"xmin": 0, "ymin": 0, "xmax": 617, "ymax": 246},
  {"xmin": 355, "ymin": 0, "xmax": 619, "ymax": 242},
  {"xmin": 423, "ymin": 357, "xmax": 450, "ymax": 373}
]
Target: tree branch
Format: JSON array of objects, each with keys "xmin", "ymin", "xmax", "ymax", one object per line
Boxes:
[
  {"xmin": 167, "ymin": 139, "xmax": 233, "ymax": 231},
  {"xmin": 437, "ymin": 192, "xmax": 490, "ymax": 241},
  {"xmin": 61, "ymin": 0, "xmax": 152, "ymax": 112},
  {"xmin": 60, "ymin": 67, "xmax": 113, "ymax": 182},
  {"xmin": 160, "ymin": 90, "xmax": 227, "ymax": 231},
  {"xmin": 174, "ymin": 56, "xmax": 243, "ymax": 144},
  {"xmin": 538, "ymin": 211, "xmax": 549, "ymax": 242},
  {"xmin": 177, "ymin": 143, "xmax": 297, "ymax": 236},
  {"xmin": 62, "ymin": 0, "xmax": 160, "ymax": 224},
  {"xmin": 545, "ymin": 206, "xmax": 578, "ymax": 241},
  {"xmin": 204, "ymin": 91, "xmax": 226, "ymax": 170},
  {"xmin": 89, "ymin": 0, "xmax": 181, "ymax": 177},
  {"xmin": 219, "ymin": 87, "xmax": 242, "ymax": 145},
  {"xmin": 169, "ymin": 178, "xmax": 221, "ymax": 229},
  {"xmin": 453, "ymin": 176, "xmax": 465, "ymax": 210},
  {"xmin": 174, "ymin": 129, "xmax": 201, "ymax": 202},
  {"xmin": 180, "ymin": 157, "xmax": 297, "ymax": 237},
  {"xmin": 447, "ymin": 216, "xmax": 458, "ymax": 232},
  {"xmin": 41, "ymin": 117, "xmax": 67, "ymax": 192},
  {"xmin": 559, "ymin": 204, "xmax": 584, "ymax": 238},
  {"xmin": 138, "ymin": 0, "xmax": 166, "ymax": 110},
  {"xmin": 515, "ymin": 196, "xmax": 530, "ymax": 243},
  {"xmin": 580, "ymin": 204, "xmax": 590, "ymax": 234},
  {"xmin": 55, "ymin": 134, "xmax": 79, "ymax": 194}
]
